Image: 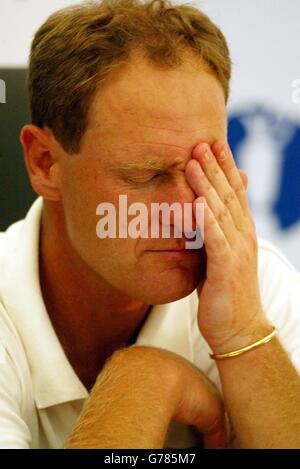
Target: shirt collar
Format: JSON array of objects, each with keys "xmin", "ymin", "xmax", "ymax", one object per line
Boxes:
[{"xmin": 1, "ymin": 197, "xmax": 195, "ymax": 409}]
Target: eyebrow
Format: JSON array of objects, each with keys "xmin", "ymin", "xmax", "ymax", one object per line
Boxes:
[
  {"xmin": 114, "ymin": 160, "xmax": 169, "ymax": 172},
  {"xmin": 113, "ymin": 152, "xmax": 189, "ymax": 173}
]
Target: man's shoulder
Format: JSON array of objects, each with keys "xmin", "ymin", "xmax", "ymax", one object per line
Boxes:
[
  {"xmin": 0, "ymin": 298, "xmax": 24, "ymax": 355},
  {"xmin": 0, "ymin": 201, "xmax": 41, "ymax": 368},
  {"xmin": 0, "ymin": 298, "xmax": 33, "ymax": 398},
  {"xmin": 0, "ymin": 198, "xmax": 42, "ymax": 271},
  {"xmin": 0, "ymin": 219, "xmax": 26, "ymax": 264},
  {"xmin": 256, "ymin": 237, "xmax": 300, "ymax": 297},
  {"xmin": 0, "ymin": 299, "xmax": 37, "ymax": 448},
  {"xmin": 257, "ymin": 237, "xmax": 296, "ymax": 271}
]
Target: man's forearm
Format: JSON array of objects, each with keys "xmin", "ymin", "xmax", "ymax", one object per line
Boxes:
[
  {"xmin": 65, "ymin": 350, "xmax": 175, "ymax": 448},
  {"xmin": 186, "ymin": 141, "xmax": 300, "ymax": 448},
  {"xmin": 64, "ymin": 346, "xmax": 227, "ymax": 449},
  {"xmin": 217, "ymin": 332, "xmax": 300, "ymax": 448},
  {"xmin": 65, "ymin": 393, "xmax": 172, "ymax": 449}
]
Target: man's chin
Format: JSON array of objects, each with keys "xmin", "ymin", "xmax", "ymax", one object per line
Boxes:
[
  {"xmin": 140, "ymin": 247, "xmax": 207, "ymax": 304},
  {"xmin": 139, "ymin": 269, "xmax": 202, "ymax": 305},
  {"xmin": 150, "ymin": 287, "xmax": 197, "ymax": 305}
]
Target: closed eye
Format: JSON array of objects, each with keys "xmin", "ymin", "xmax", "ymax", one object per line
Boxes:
[{"xmin": 123, "ymin": 172, "xmax": 166, "ymax": 185}]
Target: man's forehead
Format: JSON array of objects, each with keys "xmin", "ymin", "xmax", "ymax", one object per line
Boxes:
[
  {"xmin": 90, "ymin": 51, "xmax": 227, "ymax": 130},
  {"xmin": 108, "ymin": 131, "xmax": 224, "ymax": 171},
  {"xmin": 92, "ymin": 104, "xmax": 226, "ymax": 148},
  {"xmin": 94, "ymin": 92, "xmax": 225, "ymax": 131},
  {"xmin": 86, "ymin": 54, "xmax": 227, "ymax": 162},
  {"xmin": 87, "ymin": 108, "xmax": 226, "ymax": 170}
]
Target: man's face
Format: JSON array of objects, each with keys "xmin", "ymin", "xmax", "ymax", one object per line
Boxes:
[{"xmin": 57, "ymin": 50, "xmax": 227, "ymax": 304}]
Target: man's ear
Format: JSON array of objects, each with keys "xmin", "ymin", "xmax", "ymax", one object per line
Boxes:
[{"xmin": 20, "ymin": 125, "xmax": 62, "ymax": 201}]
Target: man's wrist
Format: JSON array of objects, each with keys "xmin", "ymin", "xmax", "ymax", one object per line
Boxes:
[{"xmin": 207, "ymin": 317, "xmax": 274, "ymax": 358}]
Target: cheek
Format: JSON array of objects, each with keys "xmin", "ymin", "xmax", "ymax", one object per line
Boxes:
[
  {"xmin": 60, "ymin": 161, "xmax": 116, "ymax": 224},
  {"xmin": 60, "ymin": 167, "xmax": 141, "ymax": 265},
  {"xmin": 59, "ymin": 166, "xmax": 105, "ymax": 253}
]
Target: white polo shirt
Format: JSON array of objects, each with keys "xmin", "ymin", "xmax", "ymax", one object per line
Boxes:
[{"xmin": 1, "ymin": 197, "xmax": 300, "ymax": 449}]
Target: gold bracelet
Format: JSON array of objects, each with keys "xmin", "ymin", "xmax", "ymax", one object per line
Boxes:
[{"xmin": 209, "ymin": 326, "xmax": 278, "ymax": 360}]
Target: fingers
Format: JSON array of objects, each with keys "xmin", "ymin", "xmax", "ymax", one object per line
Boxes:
[
  {"xmin": 193, "ymin": 196, "xmax": 230, "ymax": 262},
  {"xmin": 203, "ymin": 417, "xmax": 228, "ymax": 449},
  {"xmin": 188, "ymin": 143, "xmax": 246, "ymax": 232},
  {"xmin": 239, "ymin": 169, "xmax": 248, "ymax": 191},
  {"xmin": 211, "ymin": 141, "xmax": 250, "ymax": 214},
  {"xmin": 185, "ymin": 141, "xmax": 252, "ymax": 253},
  {"xmin": 185, "ymin": 159, "xmax": 238, "ymax": 245},
  {"xmin": 172, "ymin": 357, "xmax": 227, "ymax": 449}
]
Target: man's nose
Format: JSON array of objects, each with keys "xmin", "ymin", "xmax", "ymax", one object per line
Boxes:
[
  {"xmin": 172, "ymin": 171, "xmax": 196, "ymax": 205},
  {"xmin": 161, "ymin": 173, "xmax": 197, "ymax": 233}
]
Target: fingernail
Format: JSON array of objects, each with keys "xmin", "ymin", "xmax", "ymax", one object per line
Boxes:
[
  {"xmin": 204, "ymin": 148, "xmax": 212, "ymax": 161},
  {"xmin": 219, "ymin": 148, "xmax": 227, "ymax": 160}
]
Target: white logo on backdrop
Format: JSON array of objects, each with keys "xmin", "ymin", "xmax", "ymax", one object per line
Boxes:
[{"xmin": 229, "ymin": 106, "xmax": 300, "ymax": 268}]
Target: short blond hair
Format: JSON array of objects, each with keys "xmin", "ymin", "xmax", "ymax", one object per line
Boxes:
[{"xmin": 28, "ymin": 0, "xmax": 231, "ymax": 153}]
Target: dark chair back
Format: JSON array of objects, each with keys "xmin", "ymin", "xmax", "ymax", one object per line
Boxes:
[{"xmin": 0, "ymin": 69, "xmax": 36, "ymax": 231}]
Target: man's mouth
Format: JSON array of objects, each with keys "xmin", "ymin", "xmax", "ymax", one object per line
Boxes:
[{"xmin": 147, "ymin": 247, "xmax": 200, "ymax": 260}]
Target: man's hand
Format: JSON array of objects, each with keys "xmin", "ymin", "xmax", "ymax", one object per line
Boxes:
[
  {"xmin": 65, "ymin": 345, "xmax": 227, "ymax": 448},
  {"xmin": 185, "ymin": 141, "xmax": 271, "ymax": 353}
]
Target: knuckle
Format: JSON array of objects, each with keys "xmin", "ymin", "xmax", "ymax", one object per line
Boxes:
[
  {"xmin": 233, "ymin": 183, "xmax": 244, "ymax": 196},
  {"xmin": 212, "ymin": 165, "xmax": 219, "ymax": 176},
  {"xmin": 216, "ymin": 207, "xmax": 229, "ymax": 224},
  {"xmin": 223, "ymin": 191, "xmax": 235, "ymax": 206}
]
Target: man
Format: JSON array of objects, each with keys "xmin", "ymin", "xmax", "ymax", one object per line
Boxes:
[{"xmin": 1, "ymin": 0, "xmax": 300, "ymax": 449}]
